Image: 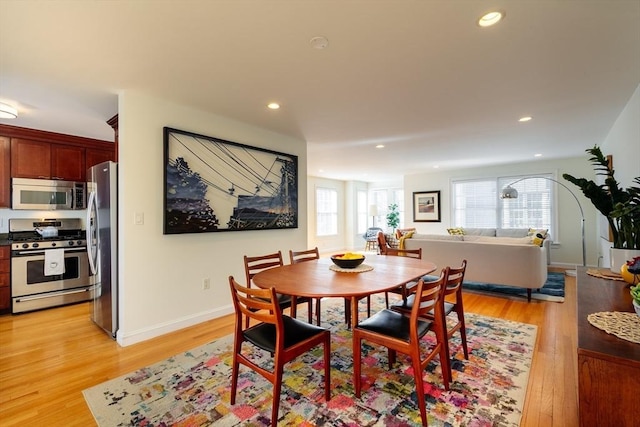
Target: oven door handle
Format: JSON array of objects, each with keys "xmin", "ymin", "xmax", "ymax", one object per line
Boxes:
[
  {"xmin": 12, "ymin": 248, "xmax": 87, "ymax": 256},
  {"xmin": 15, "ymin": 288, "xmax": 90, "ymax": 302}
]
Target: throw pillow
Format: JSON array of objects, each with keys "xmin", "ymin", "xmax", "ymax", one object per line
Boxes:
[
  {"xmin": 447, "ymin": 227, "xmax": 465, "ymax": 235},
  {"xmin": 528, "ymin": 228, "xmax": 549, "ymax": 247}
]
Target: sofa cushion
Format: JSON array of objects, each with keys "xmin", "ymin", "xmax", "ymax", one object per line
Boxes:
[
  {"xmin": 496, "ymin": 228, "xmax": 530, "ymax": 238},
  {"xmin": 463, "ymin": 228, "xmax": 496, "ymax": 236},
  {"xmin": 463, "ymin": 235, "xmax": 532, "ymax": 245},
  {"xmin": 411, "ymin": 233, "xmax": 464, "ymax": 241}
]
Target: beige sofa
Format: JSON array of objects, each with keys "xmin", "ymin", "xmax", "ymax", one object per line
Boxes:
[{"xmin": 402, "ymin": 228, "xmax": 548, "ymax": 301}]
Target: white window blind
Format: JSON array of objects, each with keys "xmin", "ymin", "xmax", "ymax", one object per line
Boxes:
[
  {"xmin": 452, "ymin": 174, "xmax": 553, "ymax": 235},
  {"xmin": 316, "ymin": 187, "xmax": 338, "ymax": 236},
  {"xmin": 357, "ymin": 190, "xmax": 367, "ymax": 234}
]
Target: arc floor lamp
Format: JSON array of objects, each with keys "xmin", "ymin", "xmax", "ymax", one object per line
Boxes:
[{"xmin": 501, "ymin": 176, "xmax": 586, "ymax": 276}]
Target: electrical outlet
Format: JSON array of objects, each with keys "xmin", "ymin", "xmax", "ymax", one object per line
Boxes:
[{"xmin": 202, "ymin": 278, "xmax": 211, "ymax": 290}]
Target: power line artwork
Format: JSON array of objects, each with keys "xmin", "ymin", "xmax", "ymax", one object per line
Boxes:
[{"xmin": 163, "ymin": 127, "xmax": 298, "ymax": 234}]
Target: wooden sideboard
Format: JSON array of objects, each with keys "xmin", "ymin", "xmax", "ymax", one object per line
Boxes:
[{"xmin": 576, "ymin": 267, "xmax": 640, "ymax": 427}]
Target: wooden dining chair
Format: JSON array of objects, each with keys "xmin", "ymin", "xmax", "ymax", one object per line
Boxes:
[
  {"xmin": 379, "ymin": 241, "xmax": 423, "ymax": 308},
  {"xmin": 244, "ymin": 251, "xmax": 312, "ymax": 328},
  {"xmin": 353, "ymin": 269, "xmax": 451, "ymax": 426},
  {"xmin": 391, "ymin": 259, "xmax": 469, "ymax": 377},
  {"xmin": 289, "ymin": 247, "xmax": 322, "ymax": 325},
  {"xmin": 228, "ymin": 276, "xmax": 331, "ymax": 426}
]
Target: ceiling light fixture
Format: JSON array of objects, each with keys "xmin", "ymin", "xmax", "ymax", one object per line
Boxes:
[
  {"xmin": 375, "ymin": 144, "xmax": 384, "ymax": 149},
  {"xmin": 478, "ymin": 11, "xmax": 504, "ymax": 27},
  {"xmin": 519, "ymin": 116, "xmax": 532, "ymax": 122},
  {"xmin": 0, "ymin": 102, "xmax": 18, "ymax": 119},
  {"xmin": 310, "ymin": 36, "xmax": 329, "ymax": 49},
  {"xmin": 534, "ymin": 153, "xmax": 542, "ymax": 157},
  {"xmin": 267, "ymin": 102, "xmax": 280, "ymax": 110}
]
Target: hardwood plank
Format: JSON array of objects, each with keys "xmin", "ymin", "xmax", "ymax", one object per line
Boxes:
[{"xmin": 0, "ymin": 274, "xmax": 578, "ymax": 426}]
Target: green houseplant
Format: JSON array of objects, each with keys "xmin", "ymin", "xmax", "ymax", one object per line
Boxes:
[
  {"xmin": 563, "ymin": 146, "xmax": 640, "ymax": 271},
  {"xmin": 386, "ymin": 203, "xmax": 400, "ymax": 232}
]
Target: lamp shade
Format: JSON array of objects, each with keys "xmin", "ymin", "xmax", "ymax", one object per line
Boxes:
[
  {"xmin": 369, "ymin": 205, "xmax": 378, "ymax": 216},
  {"xmin": 500, "ymin": 185, "xmax": 518, "ymax": 199}
]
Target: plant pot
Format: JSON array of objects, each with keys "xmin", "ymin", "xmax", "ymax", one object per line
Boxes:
[
  {"xmin": 610, "ymin": 248, "xmax": 640, "ymax": 274},
  {"xmin": 633, "ymin": 299, "xmax": 640, "ymax": 316}
]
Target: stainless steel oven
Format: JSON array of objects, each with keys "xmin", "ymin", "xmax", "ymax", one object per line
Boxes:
[{"xmin": 9, "ymin": 218, "xmax": 92, "ymax": 313}]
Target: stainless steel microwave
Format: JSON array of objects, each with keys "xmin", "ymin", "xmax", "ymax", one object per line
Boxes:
[{"xmin": 12, "ymin": 178, "xmax": 86, "ymax": 210}]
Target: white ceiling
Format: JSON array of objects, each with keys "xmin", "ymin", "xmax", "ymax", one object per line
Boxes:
[{"xmin": 1, "ymin": 1, "xmax": 638, "ymax": 182}]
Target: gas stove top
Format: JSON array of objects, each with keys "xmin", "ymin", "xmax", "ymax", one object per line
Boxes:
[{"xmin": 9, "ymin": 218, "xmax": 86, "ymax": 250}]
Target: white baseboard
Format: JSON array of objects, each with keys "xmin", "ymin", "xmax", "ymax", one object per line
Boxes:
[{"xmin": 116, "ymin": 305, "xmax": 234, "ymax": 347}]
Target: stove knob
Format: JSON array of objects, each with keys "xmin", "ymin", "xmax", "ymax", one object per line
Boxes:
[
  {"xmin": 22, "ymin": 243, "xmax": 29, "ymax": 249},
  {"xmin": 77, "ymin": 240, "xmax": 84, "ymax": 246},
  {"xmin": 51, "ymin": 242, "xmax": 57, "ymax": 247},
  {"xmin": 32, "ymin": 243, "xmax": 39, "ymax": 248},
  {"xmin": 68, "ymin": 241, "xmax": 74, "ymax": 246}
]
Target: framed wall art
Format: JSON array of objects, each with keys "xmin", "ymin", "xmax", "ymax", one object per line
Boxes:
[
  {"xmin": 163, "ymin": 127, "xmax": 298, "ymax": 234},
  {"xmin": 413, "ymin": 190, "xmax": 441, "ymax": 222}
]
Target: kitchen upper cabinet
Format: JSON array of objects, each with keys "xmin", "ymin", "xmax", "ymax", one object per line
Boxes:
[
  {"xmin": 11, "ymin": 138, "xmax": 86, "ymax": 181},
  {"xmin": 86, "ymin": 148, "xmax": 115, "ymax": 169},
  {"xmin": 0, "ymin": 137, "xmax": 9, "ymax": 208}
]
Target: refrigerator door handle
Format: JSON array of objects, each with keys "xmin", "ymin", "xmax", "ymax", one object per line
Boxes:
[{"xmin": 86, "ymin": 191, "xmax": 98, "ymax": 275}]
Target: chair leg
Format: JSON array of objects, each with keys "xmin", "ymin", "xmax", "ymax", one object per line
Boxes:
[
  {"xmin": 384, "ymin": 292, "xmax": 390, "ymax": 308},
  {"xmin": 457, "ymin": 308, "xmax": 469, "ymax": 359},
  {"xmin": 366, "ymin": 296, "xmax": 371, "ymax": 317},
  {"xmin": 353, "ymin": 332, "xmax": 362, "ymax": 398},
  {"xmin": 411, "ymin": 349, "xmax": 429, "ymax": 427},
  {"xmin": 271, "ymin": 363, "xmax": 284, "ymax": 425},
  {"xmin": 323, "ymin": 331, "xmax": 331, "ymax": 402},
  {"xmin": 230, "ymin": 338, "xmax": 242, "ymax": 404},
  {"xmin": 344, "ymin": 298, "xmax": 351, "ymax": 328},
  {"xmin": 290, "ymin": 296, "xmax": 298, "ymax": 319}
]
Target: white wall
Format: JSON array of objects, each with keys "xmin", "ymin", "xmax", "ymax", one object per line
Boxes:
[
  {"xmin": 599, "ymin": 83, "xmax": 640, "ymax": 267},
  {"xmin": 403, "ymin": 157, "xmax": 598, "ymax": 267},
  {"xmin": 117, "ymin": 91, "xmax": 307, "ymax": 346}
]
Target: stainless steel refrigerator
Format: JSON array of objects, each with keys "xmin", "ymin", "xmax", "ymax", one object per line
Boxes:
[{"xmin": 86, "ymin": 161, "xmax": 118, "ymax": 338}]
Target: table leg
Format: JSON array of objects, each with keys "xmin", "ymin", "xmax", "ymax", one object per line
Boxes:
[{"xmin": 351, "ymin": 296, "xmax": 359, "ymax": 330}]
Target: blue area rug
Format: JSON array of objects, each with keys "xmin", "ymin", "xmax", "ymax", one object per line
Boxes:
[{"xmin": 461, "ymin": 271, "xmax": 565, "ymax": 302}]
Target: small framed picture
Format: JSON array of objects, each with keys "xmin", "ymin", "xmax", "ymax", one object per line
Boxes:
[{"xmin": 413, "ymin": 191, "xmax": 441, "ymax": 222}]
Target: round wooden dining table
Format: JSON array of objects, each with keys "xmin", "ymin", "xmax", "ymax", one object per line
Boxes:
[{"xmin": 252, "ymin": 254, "xmax": 438, "ymax": 328}]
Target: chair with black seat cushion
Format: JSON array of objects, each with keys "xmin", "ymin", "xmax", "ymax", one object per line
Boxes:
[
  {"xmin": 377, "ymin": 234, "xmax": 423, "ymax": 308},
  {"xmin": 244, "ymin": 251, "xmax": 312, "ymax": 328},
  {"xmin": 353, "ymin": 269, "xmax": 451, "ymax": 426},
  {"xmin": 391, "ymin": 259, "xmax": 469, "ymax": 376},
  {"xmin": 289, "ymin": 247, "xmax": 322, "ymax": 325},
  {"xmin": 228, "ymin": 276, "xmax": 331, "ymax": 426}
]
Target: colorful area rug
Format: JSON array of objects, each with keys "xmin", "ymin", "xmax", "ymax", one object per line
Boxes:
[
  {"xmin": 83, "ymin": 295, "xmax": 537, "ymax": 426},
  {"xmin": 461, "ymin": 271, "xmax": 565, "ymax": 302}
]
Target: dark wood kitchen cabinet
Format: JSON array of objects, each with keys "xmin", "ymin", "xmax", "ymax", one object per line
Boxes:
[
  {"xmin": 0, "ymin": 245, "xmax": 10, "ymax": 314},
  {"xmin": 0, "ymin": 136, "xmax": 9, "ymax": 208},
  {"xmin": 86, "ymin": 148, "xmax": 115, "ymax": 169},
  {"xmin": 11, "ymin": 138, "xmax": 86, "ymax": 181}
]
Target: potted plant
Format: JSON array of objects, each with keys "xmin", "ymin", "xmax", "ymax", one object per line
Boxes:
[
  {"xmin": 563, "ymin": 146, "xmax": 640, "ymax": 272},
  {"xmin": 630, "ymin": 282, "xmax": 640, "ymax": 316},
  {"xmin": 386, "ymin": 203, "xmax": 400, "ymax": 233}
]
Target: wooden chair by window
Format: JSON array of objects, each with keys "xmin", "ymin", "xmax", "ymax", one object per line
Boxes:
[
  {"xmin": 377, "ymin": 231, "xmax": 390, "ymax": 255},
  {"xmin": 228, "ymin": 276, "xmax": 331, "ymax": 426},
  {"xmin": 391, "ymin": 259, "xmax": 469, "ymax": 377},
  {"xmin": 243, "ymin": 251, "xmax": 312, "ymax": 328},
  {"xmin": 353, "ymin": 270, "xmax": 451, "ymax": 426},
  {"xmin": 363, "ymin": 227, "xmax": 383, "ymax": 251},
  {"xmin": 289, "ymin": 247, "xmax": 322, "ymax": 325}
]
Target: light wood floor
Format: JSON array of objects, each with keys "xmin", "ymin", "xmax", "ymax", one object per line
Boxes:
[{"xmin": 0, "ymin": 273, "xmax": 578, "ymax": 427}]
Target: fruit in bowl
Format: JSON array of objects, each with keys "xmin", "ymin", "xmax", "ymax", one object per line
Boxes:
[{"xmin": 331, "ymin": 252, "xmax": 365, "ymax": 269}]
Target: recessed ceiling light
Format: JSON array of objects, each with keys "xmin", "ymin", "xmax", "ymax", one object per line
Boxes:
[
  {"xmin": 478, "ymin": 11, "xmax": 504, "ymax": 27},
  {"xmin": 0, "ymin": 102, "xmax": 18, "ymax": 119},
  {"xmin": 375, "ymin": 144, "xmax": 384, "ymax": 149},
  {"xmin": 534, "ymin": 153, "xmax": 542, "ymax": 157},
  {"xmin": 519, "ymin": 116, "xmax": 532, "ymax": 122},
  {"xmin": 267, "ymin": 102, "xmax": 280, "ymax": 110},
  {"xmin": 310, "ymin": 36, "xmax": 329, "ymax": 49},
  {"xmin": 433, "ymin": 165, "xmax": 440, "ymax": 169}
]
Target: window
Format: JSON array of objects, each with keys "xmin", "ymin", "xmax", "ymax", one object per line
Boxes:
[
  {"xmin": 316, "ymin": 187, "xmax": 338, "ymax": 236},
  {"xmin": 371, "ymin": 190, "xmax": 388, "ymax": 228},
  {"xmin": 452, "ymin": 174, "xmax": 553, "ymax": 235}
]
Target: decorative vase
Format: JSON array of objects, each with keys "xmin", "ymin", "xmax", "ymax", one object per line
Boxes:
[{"xmin": 610, "ymin": 248, "xmax": 640, "ymax": 273}]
